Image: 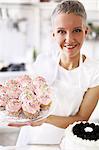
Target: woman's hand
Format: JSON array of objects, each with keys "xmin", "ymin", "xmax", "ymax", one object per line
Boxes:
[{"xmin": 8, "ymin": 118, "xmax": 47, "ymax": 127}]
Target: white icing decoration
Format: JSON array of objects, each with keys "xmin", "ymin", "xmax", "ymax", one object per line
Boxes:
[{"xmin": 84, "ymin": 127, "xmax": 93, "ymax": 132}]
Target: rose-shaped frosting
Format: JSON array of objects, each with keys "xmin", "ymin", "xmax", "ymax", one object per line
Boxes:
[
  {"xmin": 39, "ymin": 95, "xmax": 52, "ymax": 105},
  {"xmin": 19, "ymin": 89, "xmax": 37, "ymax": 102},
  {"xmin": 33, "ymin": 76, "xmax": 51, "ymax": 96},
  {"xmin": 4, "ymin": 79, "xmax": 21, "ymax": 99},
  {"xmin": 22, "ymin": 100, "xmax": 40, "ymax": 114},
  {"xmin": 0, "ymin": 85, "xmax": 9, "ymax": 105},
  {"xmin": 16, "ymin": 75, "xmax": 35, "ymax": 92},
  {"xmin": 6, "ymin": 98, "xmax": 22, "ymax": 113}
]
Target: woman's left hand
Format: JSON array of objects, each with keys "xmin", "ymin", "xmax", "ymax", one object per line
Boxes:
[{"xmin": 8, "ymin": 118, "xmax": 47, "ymax": 127}]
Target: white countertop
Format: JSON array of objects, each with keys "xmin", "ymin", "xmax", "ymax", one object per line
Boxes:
[
  {"xmin": 0, "ymin": 71, "xmax": 27, "ymax": 82},
  {"xmin": 1, "ymin": 145, "xmax": 60, "ymax": 150}
]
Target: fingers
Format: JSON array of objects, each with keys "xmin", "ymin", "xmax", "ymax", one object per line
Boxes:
[
  {"xmin": 8, "ymin": 122, "xmax": 30, "ymax": 127},
  {"xmin": 8, "ymin": 121, "xmax": 37, "ymax": 127},
  {"xmin": 8, "ymin": 118, "xmax": 46, "ymax": 127}
]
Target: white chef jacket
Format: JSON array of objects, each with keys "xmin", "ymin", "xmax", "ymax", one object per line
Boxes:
[{"xmin": 16, "ymin": 52, "xmax": 99, "ymax": 146}]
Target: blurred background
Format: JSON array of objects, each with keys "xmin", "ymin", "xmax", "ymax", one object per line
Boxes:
[{"xmin": 0, "ymin": 0, "xmax": 99, "ymax": 147}]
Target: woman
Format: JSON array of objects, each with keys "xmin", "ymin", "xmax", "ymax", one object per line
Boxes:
[{"xmin": 9, "ymin": 0, "xmax": 99, "ymax": 145}]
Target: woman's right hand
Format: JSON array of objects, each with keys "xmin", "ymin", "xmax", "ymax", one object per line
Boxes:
[{"xmin": 8, "ymin": 118, "xmax": 47, "ymax": 127}]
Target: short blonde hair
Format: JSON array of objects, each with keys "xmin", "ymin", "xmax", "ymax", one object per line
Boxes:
[{"xmin": 51, "ymin": 0, "xmax": 87, "ymax": 25}]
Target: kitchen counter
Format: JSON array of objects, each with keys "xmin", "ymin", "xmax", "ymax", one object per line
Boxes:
[
  {"xmin": 0, "ymin": 71, "xmax": 27, "ymax": 82},
  {"xmin": 1, "ymin": 145, "xmax": 60, "ymax": 150}
]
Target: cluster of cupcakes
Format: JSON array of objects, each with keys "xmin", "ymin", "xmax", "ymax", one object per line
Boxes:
[{"xmin": 0, "ymin": 75, "xmax": 52, "ymax": 119}]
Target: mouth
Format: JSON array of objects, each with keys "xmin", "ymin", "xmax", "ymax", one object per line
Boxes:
[
  {"xmin": 64, "ymin": 44, "xmax": 77, "ymax": 49},
  {"xmin": 63, "ymin": 44, "xmax": 77, "ymax": 53}
]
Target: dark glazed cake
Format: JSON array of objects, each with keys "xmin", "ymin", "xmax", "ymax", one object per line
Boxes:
[{"xmin": 73, "ymin": 122, "xmax": 99, "ymax": 141}]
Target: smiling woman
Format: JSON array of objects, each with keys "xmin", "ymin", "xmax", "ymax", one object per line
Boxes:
[{"xmin": 8, "ymin": 0, "xmax": 99, "ymax": 146}]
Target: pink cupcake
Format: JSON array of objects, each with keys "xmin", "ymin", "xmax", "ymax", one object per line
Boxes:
[
  {"xmin": 39, "ymin": 95, "xmax": 52, "ymax": 110},
  {"xmin": 16, "ymin": 75, "xmax": 34, "ymax": 91},
  {"xmin": 22, "ymin": 100, "xmax": 40, "ymax": 119},
  {"xmin": 33, "ymin": 76, "xmax": 52, "ymax": 110},
  {"xmin": 16, "ymin": 75, "xmax": 32, "ymax": 83},
  {"xmin": 33, "ymin": 76, "xmax": 50, "ymax": 96},
  {"xmin": 4, "ymin": 79, "xmax": 21, "ymax": 99},
  {"xmin": 19, "ymin": 89, "xmax": 36, "ymax": 103},
  {"xmin": 6, "ymin": 98, "xmax": 22, "ymax": 117},
  {"xmin": 33, "ymin": 76, "xmax": 47, "ymax": 89},
  {"xmin": 20, "ymin": 89, "xmax": 40, "ymax": 119},
  {"xmin": 0, "ymin": 84, "xmax": 9, "ymax": 110},
  {"xmin": 0, "ymin": 96, "xmax": 7, "ymax": 110}
]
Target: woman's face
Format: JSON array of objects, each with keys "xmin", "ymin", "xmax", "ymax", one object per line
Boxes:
[{"xmin": 52, "ymin": 13, "xmax": 88, "ymax": 59}]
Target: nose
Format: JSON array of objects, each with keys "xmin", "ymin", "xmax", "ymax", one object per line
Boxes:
[{"xmin": 64, "ymin": 32, "xmax": 74, "ymax": 43}]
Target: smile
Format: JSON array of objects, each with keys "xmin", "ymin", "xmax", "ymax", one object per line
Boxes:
[{"xmin": 64, "ymin": 44, "xmax": 77, "ymax": 49}]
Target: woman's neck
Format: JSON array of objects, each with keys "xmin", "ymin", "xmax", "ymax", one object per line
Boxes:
[{"xmin": 59, "ymin": 55, "xmax": 81, "ymax": 70}]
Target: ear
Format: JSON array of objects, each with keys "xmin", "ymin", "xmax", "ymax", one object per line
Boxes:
[
  {"xmin": 52, "ymin": 33, "xmax": 55, "ymax": 37},
  {"xmin": 85, "ymin": 26, "xmax": 89, "ymax": 35},
  {"xmin": 51, "ymin": 32, "xmax": 55, "ymax": 40}
]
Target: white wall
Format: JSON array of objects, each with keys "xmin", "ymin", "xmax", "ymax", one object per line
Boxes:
[
  {"xmin": 81, "ymin": 41, "xmax": 99, "ymax": 61},
  {"xmin": 0, "ymin": 1, "xmax": 99, "ymax": 63}
]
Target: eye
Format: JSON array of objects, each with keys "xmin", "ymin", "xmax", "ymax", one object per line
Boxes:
[
  {"xmin": 57, "ymin": 30, "xmax": 66, "ymax": 35},
  {"xmin": 73, "ymin": 28, "xmax": 82, "ymax": 33}
]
